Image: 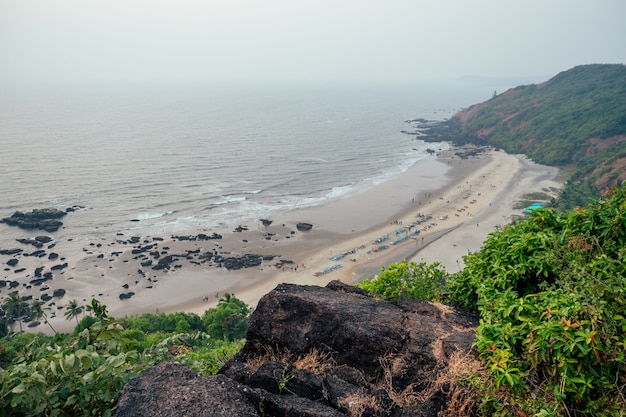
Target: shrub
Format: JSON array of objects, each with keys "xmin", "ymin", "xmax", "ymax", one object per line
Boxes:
[
  {"xmin": 202, "ymin": 294, "xmax": 251, "ymax": 341},
  {"xmin": 449, "ymin": 183, "xmax": 626, "ymax": 416},
  {"xmin": 358, "ymin": 260, "xmax": 447, "ymax": 302}
]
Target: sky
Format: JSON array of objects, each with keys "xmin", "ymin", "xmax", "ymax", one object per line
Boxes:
[{"xmin": 1, "ymin": 0, "xmax": 625, "ymax": 86}]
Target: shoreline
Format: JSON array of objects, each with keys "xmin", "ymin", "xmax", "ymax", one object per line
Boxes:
[{"xmin": 0, "ymin": 145, "xmax": 562, "ymax": 334}]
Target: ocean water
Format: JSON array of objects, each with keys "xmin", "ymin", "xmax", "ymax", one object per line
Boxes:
[{"xmin": 0, "ymin": 82, "xmax": 493, "ymax": 244}]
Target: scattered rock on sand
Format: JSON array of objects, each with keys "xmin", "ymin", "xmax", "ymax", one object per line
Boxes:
[
  {"xmin": 52, "ymin": 288, "xmax": 66, "ymax": 298},
  {"xmin": 0, "ymin": 248, "xmax": 22, "ymax": 255},
  {"xmin": 296, "ymin": 222, "xmax": 313, "ymax": 231}
]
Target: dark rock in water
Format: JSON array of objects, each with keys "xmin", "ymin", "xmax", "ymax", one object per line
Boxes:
[
  {"xmin": 34, "ymin": 267, "xmax": 44, "ymax": 277},
  {"xmin": 140, "ymin": 260, "xmax": 152, "ymax": 267},
  {"xmin": 0, "ymin": 281, "xmax": 6, "ymax": 288},
  {"xmin": 48, "ymin": 252, "xmax": 59, "ymax": 260},
  {"xmin": 52, "ymin": 288, "xmax": 66, "ymax": 298},
  {"xmin": 9, "ymin": 281, "xmax": 19, "ymax": 288},
  {"xmin": 296, "ymin": 222, "xmax": 313, "ymax": 231},
  {"xmin": 2, "ymin": 208, "xmax": 67, "ymax": 232},
  {"xmin": 233, "ymin": 225, "xmax": 248, "ymax": 232},
  {"xmin": 41, "ymin": 294, "xmax": 52, "ymax": 302},
  {"xmin": 6, "ymin": 259, "xmax": 18, "ymax": 267},
  {"xmin": 260, "ymin": 218, "xmax": 273, "ymax": 227},
  {"xmin": 118, "ymin": 281, "xmax": 477, "ymax": 417},
  {"xmin": 119, "ymin": 292, "xmax": 135, "ymax": 300}
]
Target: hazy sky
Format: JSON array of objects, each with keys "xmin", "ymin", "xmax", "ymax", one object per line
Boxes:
[{"xmin": 1, "ymin": 0, "xmax": 625, "ymax": 85}]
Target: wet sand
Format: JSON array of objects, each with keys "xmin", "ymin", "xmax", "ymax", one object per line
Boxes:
[{"xmin": 0, "ymin": 145, "xmax": 561, "ymax": 334}]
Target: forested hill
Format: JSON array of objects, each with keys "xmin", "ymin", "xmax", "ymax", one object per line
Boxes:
[{"xmin": 445, "ymin": 64, "xmax": 626, "ymax": 208}]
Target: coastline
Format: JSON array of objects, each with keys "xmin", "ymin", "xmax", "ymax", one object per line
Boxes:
[{"xmin": 1, "ymin": 145, "xmax": 561, "ymax": 334}]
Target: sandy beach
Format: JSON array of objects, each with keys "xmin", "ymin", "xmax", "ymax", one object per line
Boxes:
[{"xmin": 1, "ymin": 145, "xmax": 561, "ymax": 334}]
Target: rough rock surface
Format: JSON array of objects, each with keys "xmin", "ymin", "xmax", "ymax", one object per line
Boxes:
[
  {"xmin": 114, "ymin": 281, "xmax": 477, "ymax": 417},
  {"xmin": 115, "ymin": 362, "xmax": 259, "ymax": 417}
]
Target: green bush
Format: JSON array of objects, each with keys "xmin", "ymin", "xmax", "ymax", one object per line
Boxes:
[
  {"xmin": 202, "ymin": 293, "xmax": 251, "ymax": 341},
  {"xmin": 358, "ymin": 260, "xmax": 447, "ymax": 302},
  {"xmin": 449, "ymin": 183, "xmax": 626, "ymax": 416},
  {"xmin": 0, "ymin": 297, "xmax": 252, "ymax": 416}
]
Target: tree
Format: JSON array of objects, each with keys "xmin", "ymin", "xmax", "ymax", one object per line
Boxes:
[
  {"xmin": 202, "ymin": 294, "xmax": 251, "ymax": 341},
  {"xmin": 29, "ymin": 300, "xmax": 57, "ymax": 335},
  {"xmin": 2, "ymin": 291, "xmax": 29, "ymax": 336},
  {"xmin": 64, "ymin": 299, "xmax": 83, "ymax": 324},
  {"xmin": 86, "ymin": 298, "xmax": 109, "ymax": 320}
]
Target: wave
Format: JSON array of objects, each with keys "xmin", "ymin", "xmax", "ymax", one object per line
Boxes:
[{"xmin": 135, "ymin": 211, "xmax": 175, "ymax": 220}]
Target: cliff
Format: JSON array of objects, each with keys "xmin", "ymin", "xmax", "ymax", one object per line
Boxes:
[{"xmin": 416, "ymin": 64, "xmax": 626, "ymax": 207}]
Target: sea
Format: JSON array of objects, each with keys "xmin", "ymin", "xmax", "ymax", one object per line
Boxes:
[{"xmin": 0, "ymin": 81, "xmax": 506, "ymax": 245}]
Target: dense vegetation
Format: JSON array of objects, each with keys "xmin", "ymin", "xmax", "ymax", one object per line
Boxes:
[
  {"xmin": 359, "ymin": 182, "xmax": 626, "ymax": 416},
  {"xmin": 444, "ymin": 64, "xmax": 626, "ymax": 209},
  {"xmin": 0, "ymin": 294, "xmax": 250, "ymax": 416}
]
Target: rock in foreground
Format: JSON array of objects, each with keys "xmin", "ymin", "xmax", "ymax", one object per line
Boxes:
[{"xmin": 115, "ymin": 281, "xmax": 478, "ymax": 417}]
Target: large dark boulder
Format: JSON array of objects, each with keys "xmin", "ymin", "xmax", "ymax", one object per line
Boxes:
[
  {"xmin": 115, "ymin": 281, "xmax": 478, "ymax": 416},
  {"xmin": 243, "ymin": 283, "xmax": 407, "ymax": 377}
]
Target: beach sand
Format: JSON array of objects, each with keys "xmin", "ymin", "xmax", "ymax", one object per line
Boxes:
[{"xmin": 2, "ymin": 146, "xmax": 561, "ymax": 334}]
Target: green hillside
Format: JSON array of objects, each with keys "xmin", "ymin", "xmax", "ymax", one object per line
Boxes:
[{"xmin": 446, "ymin": 64, "xmax": 626, "ymax": 208}]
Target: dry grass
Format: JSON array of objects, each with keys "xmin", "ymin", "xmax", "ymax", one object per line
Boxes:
[
  {"xmin": 379, "ymin": 350, "xmax": 483, "ymax": 416},
  {"xmin": 245, "ymin": 344, "xmax": 295, "ymax": 373},
  {"xmin": 294, "ymin": 348, "xmax": 336, "ymax": 376},
  {"xmin": 420, "ymin": 350, "xmax": 484, "ymax": 417},
  {"xmin": 379, "ymin": 353, "xmax": 421, "ymax": 408},
  {"xmin": 249, "ymin": 344, "xmax": 484, "ymax": 416},
  {"xmin": 246, "ymin": 344, "xmax": 336, "ymax": 376},
  {"xmin": 338, "ymin": 389, "xmax": 383, "ymax": 417}
]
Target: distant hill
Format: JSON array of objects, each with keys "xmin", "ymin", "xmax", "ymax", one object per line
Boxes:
[{"xmin": 433, "ymin": 64, "xmax": 626, "ymax": 208}]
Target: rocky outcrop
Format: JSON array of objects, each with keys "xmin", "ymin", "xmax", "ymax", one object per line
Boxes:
[
  {"xmin": 1, "ymin": 208, "xmax": 67, "ymax": 232},
  {"xmin": 115, "ymin": 281, "xmax": 478, "ymax": 417}
]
